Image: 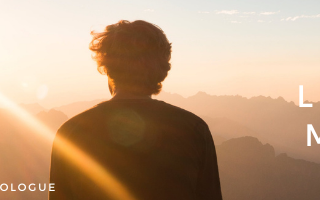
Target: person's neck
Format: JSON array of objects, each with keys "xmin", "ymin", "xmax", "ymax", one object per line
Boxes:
[{"xmin": 110, "ymin": 90, "xmax": 152, "ymax": 100}]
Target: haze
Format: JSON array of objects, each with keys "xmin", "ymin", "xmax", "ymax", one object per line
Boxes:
[{"xmin": 1, "ymin": 0, "xmax": 320, "ymax": 108}]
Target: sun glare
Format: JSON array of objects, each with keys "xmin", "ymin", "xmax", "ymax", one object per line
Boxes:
[{"xmin": 0, "ymin": 91, "xmax": 136, "ymax": 200}]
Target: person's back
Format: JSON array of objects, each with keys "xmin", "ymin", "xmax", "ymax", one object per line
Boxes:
[
  {"xmin": 49, "ymin": 98, "xmax": 222, "ymax": 200},
  {"xmin": 49, "ymin": 19, "xmax": 222, "ymax": 200}
]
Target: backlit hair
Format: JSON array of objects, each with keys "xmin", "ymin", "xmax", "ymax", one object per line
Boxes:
[{"xmin": 89, "ymin": 20, "xmax": 172, "ymax": 95}]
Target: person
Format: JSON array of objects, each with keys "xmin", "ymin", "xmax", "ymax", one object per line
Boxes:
[{"xmin": 49, "ymin": 20, "xmax": 222, "ymax": 200}]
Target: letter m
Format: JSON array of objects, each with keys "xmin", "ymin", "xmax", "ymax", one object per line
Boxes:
[{"xmin": 307, "ymin": 124, "xmax": 320, "ymax": 146}]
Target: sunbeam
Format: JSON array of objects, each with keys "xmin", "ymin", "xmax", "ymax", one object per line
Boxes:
[{"xmin": 0, "ymin": 92, "xmax": 136, "ymax": 200}]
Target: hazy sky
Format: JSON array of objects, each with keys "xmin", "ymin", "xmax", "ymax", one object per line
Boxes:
[{"xmin": 1, "ymin": 0, "xmax": 320, "ymax": 108}]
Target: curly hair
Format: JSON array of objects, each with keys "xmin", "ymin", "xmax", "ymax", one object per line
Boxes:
[{"xmin": 89, "ymin": 20, "xmax": 172, "ymax": 95}]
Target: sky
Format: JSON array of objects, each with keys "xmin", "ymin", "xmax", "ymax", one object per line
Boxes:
[{"xmin": 1, "ymin": 0, "xmax": 320, "ymax": 108}]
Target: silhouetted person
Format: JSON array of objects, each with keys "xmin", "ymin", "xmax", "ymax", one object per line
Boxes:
[{"xmin": 49, "ymin": 20, "xmax": 222, "ymax": 200}]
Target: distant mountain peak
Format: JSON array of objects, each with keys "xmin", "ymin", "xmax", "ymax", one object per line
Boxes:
[
  {"xmin": 219, "ymin": 136, "xmax": 276, "ymax": 160},
  {"xmin": 195, "ymin": 91, "xmax": 209, "ymax": 96}
]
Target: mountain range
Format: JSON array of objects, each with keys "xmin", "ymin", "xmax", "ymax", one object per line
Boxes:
[
  {"xmin": 53, "ymin": 91, "xmax": 320, "ymax": 163},
  {"xmin": 1, "ymin": 91, "xmax": 320, "ymax": 199}
]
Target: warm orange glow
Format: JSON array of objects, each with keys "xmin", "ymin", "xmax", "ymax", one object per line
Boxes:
[{"xmin": 0, "ymin": 92, "xmax": 136, "ymax": 200}]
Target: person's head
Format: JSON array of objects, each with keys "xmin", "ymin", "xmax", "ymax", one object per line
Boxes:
[{"xmin": 89, "ymin": 20, "xmax": 172, "ymax": 96}]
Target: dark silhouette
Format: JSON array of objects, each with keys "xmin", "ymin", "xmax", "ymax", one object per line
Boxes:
[
  {"xmin": 2, "ymin": 102, "xmax": 320, "ymax": 200},
  {"xmin": 49, "ymin": 20, "xmax": 222, "ymax": 200},
  {"xmin": 54, "ymin": 92, "xmax": 320, "ymax": 164}
]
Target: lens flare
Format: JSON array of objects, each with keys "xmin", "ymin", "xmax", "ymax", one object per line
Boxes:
[
  {"xmin": 0, "ymin": 92, "xmax": 136, "ymax": 200},
  {"xmin": 37, "ymin": 85, "xmax": 48, "ymax": 100}
]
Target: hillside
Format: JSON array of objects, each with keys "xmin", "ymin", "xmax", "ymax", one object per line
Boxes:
[
  {"xmin": 1, "ymin": 104, "xmax": 319, "ymax": 199},
  {"xmin": 53, "ymin": 91, "xmax": 320, "ymax": 163},
  {"xmin": 217, "ymin": 137, "xmax": 320, "ymax": 200}
]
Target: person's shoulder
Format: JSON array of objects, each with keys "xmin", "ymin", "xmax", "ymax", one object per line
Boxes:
[
  {"xmin": 56, "ymin": 103, "xmax": 104, "ymax": 137},
  {"xmin": 156, "ymin": 100, "xmax": 207, "ymax": 125},
  {"xmin": 158, "ymin": 100, "xmax": 211, "ymax": 144}
]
